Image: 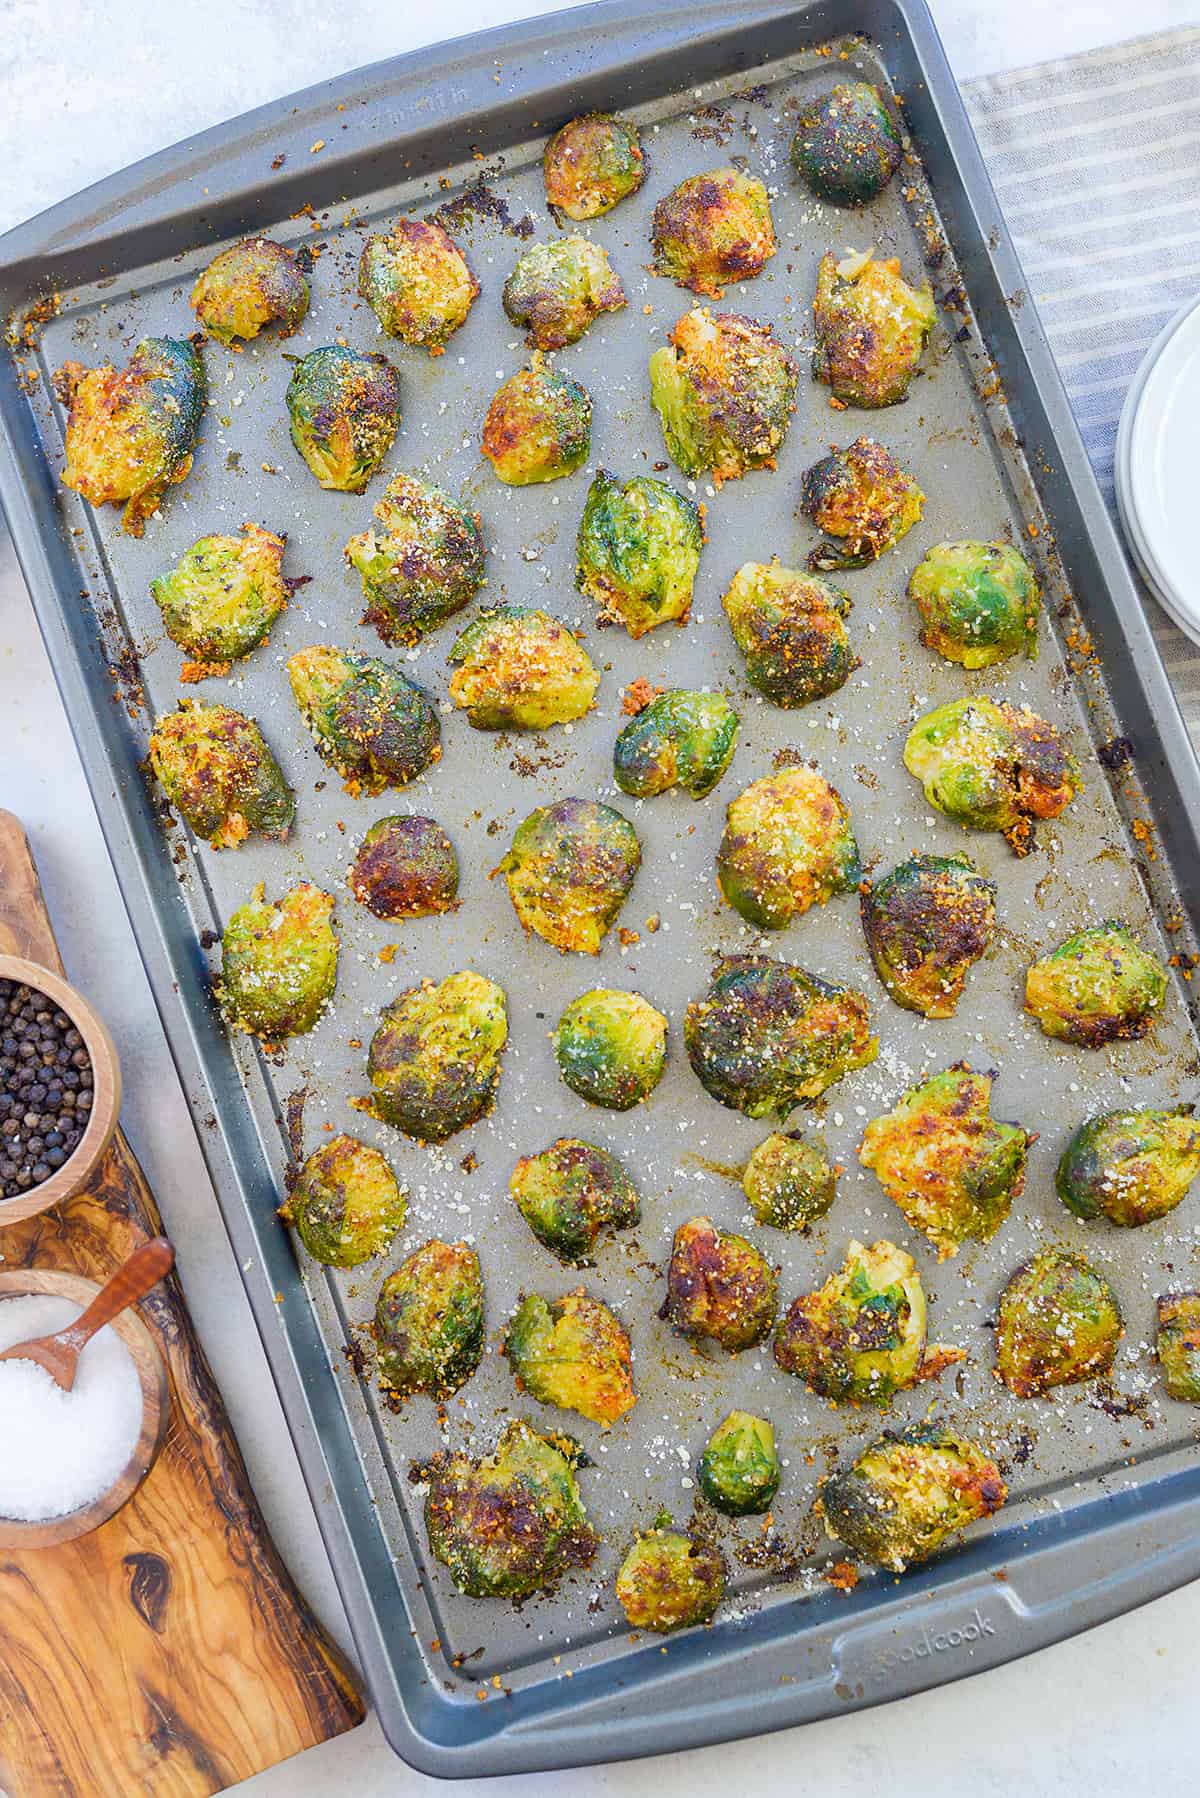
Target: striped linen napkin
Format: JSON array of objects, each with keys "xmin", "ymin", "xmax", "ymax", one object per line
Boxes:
[{"xmin": 964, "ymin": 25, "xmax": 1200, "ymax": 741}]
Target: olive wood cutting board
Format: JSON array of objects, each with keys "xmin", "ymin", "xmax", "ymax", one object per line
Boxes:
[{"xmin": 0, "ymin": 810, "xmax": 364, "ymax": 1797}]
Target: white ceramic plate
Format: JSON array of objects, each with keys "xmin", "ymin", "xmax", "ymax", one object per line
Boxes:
[{"xmin": 1117, "ymin": 290, "xmax": 1200, "ymax": 646}]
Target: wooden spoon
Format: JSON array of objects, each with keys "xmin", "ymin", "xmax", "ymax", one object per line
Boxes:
[{"xmin": 0, "ymin": 1237, "xmax": 174, "ymax": 1391}]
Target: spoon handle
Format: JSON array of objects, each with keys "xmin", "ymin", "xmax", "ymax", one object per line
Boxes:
[{"xmin": 60, "ymin": 1237, "xmax": 175, "ymax": 1351}]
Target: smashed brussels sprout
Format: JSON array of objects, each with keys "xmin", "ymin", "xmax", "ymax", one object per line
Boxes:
[
  {"xmin": 365, "ymin": 969, "xmax": 508, "ymax": 1141},
  {"xmin": 812, "ymin": 250, "xmax": 935, "ymax": 408},
  {"xmin": 344, "ymin": 472, "xmax": 484, "ymax": 648},
  {"xmin": 774, "ymin": 1238, "xmax": 965, "ymax": 1406},
  {"xmin": 510, "ymin": 1137, "xmax": 641, "ymax": 1264},
  {"xmin": 649, "ymin": 308, "xmax": 798, "ymax": 483},
  {"xmin": 615, "ymin": 1517, "xmax": 725, "ymax": 1632},
  {"xmin": 56, "ymin": 336, "xmax": 205, "ymax": 536},
  {"xmin": 911, "ymin": 540, "xmax": 1040, "ymax": 668},
  {"xmin": 421, "ymin": 1418, "xmax": 598, "ymax": 1599},
  {"xmin": 651, "ymin": 168, "xmax": 776, "ymax": 298},
  {"xmin": 287, "ymin": 645, "xmax": 440, "ymax": 795},
  {"xmin": 280, "ymin": 1135, "xmax": 406, "ymax": 1268},
  {"xmin": 358, "ymin": 216, "xmax": 478, "ymax": 354},
  {"xmin": 348, "ymin": 815, "xmax": 458, "ymax": 919},
  {"xmin": 150, "ymin": 521, "xmax": 288, "ymax": 677},
  {"xmin": 697, "ymin": 1412, "xmax": 781, "ymax": 1515},
  {"xmin": 686, "ymin": 955, "xmax": 877, "ymax": 1118},
  {"xmin": 448, "ymin": 606, "xmax": 598, "ymax": 729},
  {"xmin": 800, "ymin": 436, "xmax": 924, "ymax": 570},
  {"xmin": 576, "ymin": 469, "xmax": 703, "ymax": 637},
  {"xmin": 1057, "ymin": 1107, "xmax": 1200, "ymax": 1228},
  {"xmin": 1025, "ymin": 922, "xmax": 1167, "ymax": 1048},
  {"xmin": 904, "ymin": 696, "xmax": 1080, "ymax": 855},
  {"xmin": 613, "ymin": 689, "xmax": 738, "ymax": 799},
  {"xmin": 821, "ymin": 1424, "xmax": 1007, "ymax": 1571},
  {"xmin": 505, "ymin": 1289, "xmax": 636, "ymax": 1426},
  {"xmin": 285, "ymin": 345, "xmax": 401, "ymax": 491},
  {"xmin": 661, "ymin": 1215, "xmax": 778, "ymax": 1352},
  {"xmin": 543, "ymin": 112, "xmax": 645, "ymax": 219},
  {"xmin": 503, "ymin": 236, "xmax": 625, "ymax": 349},
  {"xmin": 791, "ymin": 82, "xmax": 902, "ymax": 206},
  {"xmin": 497, "ymin": 798, "xmax": 640, "ymax": 953},
  {"xmin": 722, "ymin": 560, "xmax": 857, "ymax": 707},
  {"xmin": 553, "ymin": 988, "xmax": 668, "ymax": 1110},
  {"xmin": 716, "ymin": 765, "xmax": 860, "ymax": 929},
  {"xmin": 481, "ymin": 354, "xmax": 591, "ymax": 485},
  {"xmin": 149, "ymin": 699, "xmax": 293, "ymax": 849},
  {"xmin": 376, "ymin": 1239, "xmax": 483, "ymax": 1399},
  {"xmin": 995, "ymin": 1248, "xmax": 1123, "ymax": 1397},
  {"xmin": 1156, "ymin": 1293, "xmax": 1200, "ymax": 1402},
  {"xmin": 219, "ymin": 882, "xmax": 337, "ymax": 1041},
  {"xmin": 190, "ymin": 237, "xmax": 308, "ymax": 344},
  {"xmin": 743, "ymin": 1131, "xmax": 838, "ymax": 1231},
  {"xmin": 861, "ymin": 852, "xmax": 997, "ymax": 1019}
]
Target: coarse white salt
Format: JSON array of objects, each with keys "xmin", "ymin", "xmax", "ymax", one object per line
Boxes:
[{"xmin": 0, "ymin": 1294, "xmax": 143, "ymax": 1522}]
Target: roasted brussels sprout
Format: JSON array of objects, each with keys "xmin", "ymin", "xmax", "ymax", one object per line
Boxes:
[
  {"xmin": 661, "ymin": 1215, "xmax": 778, "ymax": 1352},
  {"xmin": 553, "ymin": 988, "xmax": 667, "ymax": 1110},
  {"xmin": 1056, "ymin": 1107, "xmax": 1200, "ymax": 1227},
  {"xmin": 280, "ymin": 1134, "xmax": 406, "ymax": 1268},
  {"xmin": 503, "ymin": 236, "xmax": 625, "ymax": 349},
  {"xmin": 358, "ymin": 216, "xmax": 479, "ymax": 354},
  {"xmin": 812, "ymin": 250, "xmax": 935, "ymax": 409},
  {"xmin": 800, "ymin": 436, "xmax": 924, "ymax": 571},
  {"xmin": 861, "ymin": 852, "xmax": 997, "ymax": 1019},
  {"xmin": 613, "ymin": 689, "xmax": 738, "ymax": 799},
  {"xmin": 721, "ymin": 561, "xmax": 857, "ymax": 708},
  {"xmin": 365, "ymin": 970, "xmax": 507, "ymax": 1141},
  {"xmin": 421, "ymin": 1418, "xmax": 598, "ymax": 1599},
  {"xmin": 911, "ymin": 541, "xmax": 1040, "ymax": 668},
  {"xmin": 821, "ymin": 1423, "xmax": 1007, "ymax": 1571},
  {"xmin": 995, "ymin": 1248, "xmax": 1123, "ymax": 1398},
  {"xmin": 716, "ymin": 764, "xmax": 860, "ymax": 929},
  {"xmin": 543, "ymin": 112, "xmax": 645, "ymax": 219},
  {"xmin": 742, "ymin": 1131, "xmax": 838, "ymax": 1231},
  {"xmin": 686, "ymin": 955, "xmax": 877, "ymax": 1119},
  {"xmin": 615, "ymin": 1516, "xmax": 725, "ymax": 1632},
  {"xmin": 510, "ymin": 1137, "xmax": 641, "ymax": 1264},
  {"xmin": 376, "ymin": 1239, "xmax": 483, "ymax": 1399},
  {"xmin": 497, "ymin": 798, "xmax": 640, "ymax": 954},
  {"xmin": 285, "ymin": 346, "xmax": 401, "ymax": 492},
  {"xmin": 903, "ymin": 697, "xmax": 1080, "ymax": 855},
  {"xmin": 218, "ymin": 882, "xmax": 338, "ymax": 1041},
  {"xmin": 575, "ymin": 469, "xmax": 703, "ymax": 637},
  {"xmin": 1156, "ymin": 1293, "xmax": 1200, "ymax": 1402},
  {"xmin": 190, "ymin": 237, "xmax": 309, "ymax": 344},
  {"xmin": 1025, "ymin": 922, "xmax": 1168, "ymax": 1048},
  {"xmin": 649, "ymin": 308, "xmax": 798, "ymax": 483},
  {"xmin": 344, "ymin": 472, "xmax": 484, "ymax": 648},
  {"xmin": 287, "ymin": 646, "xmax": 440, "ymax": 796},
  {"xmin": 55, "ymin": 336, "xmax": 205, "ymax": 536},
  {"xmin": 791, "ymin": 82, "xmax": 903, "ymax": 206},
  {"xmin": 697, "ymin": 1411, "xmax": 780, "ymax": 1515},
  {"xmin": 774, "ymin": 1238, "xmax": 964, "ymax": 1406},
  {"xmin": 348, "ymin": 815, "xmax": 458, "ymax": 919},
  {"xmin": 150, "ymin": 521, "xmax": 288, "ymax": 677},
  {"xmin": 505, "ymin": 1289, "xmax": 636, "ymax": 1427},
  {"xmin": 447, "ymin": 607, "xmax": 598, "ymax": 729},
  {"xmin": 148, "ymin": 699, "xmax": 294, "ymax": 850},
  {"xmin": 651, "ymin": 168, "xmax": 776, "ymax": 299},
  {"xmin": 481, "ymin": 354, "xmax": 591, "ymax": 485}
]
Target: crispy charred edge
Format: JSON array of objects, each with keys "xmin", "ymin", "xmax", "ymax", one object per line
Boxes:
[
  {"xmin": 716, "ymin": 764, "xmax": 861, "ymax": 927},
  {"xmin": 358, "ymin": 216, "xmax": 479, "ymax": 353},
  {"xmin": 349, "ymin": 816, "xmax": 459, "ymax": 919},
  {"xmin": 347, "ymin": 473, "xmax": 484, "ymax": 648},
  {"xmin": 148, "ymin": 698, "xmax": 294, "ymax": 850},
  {"xmin": 543, "ymin": 112, "xmax": 645, "ymax": 220},
  {"xmin": 819, "ymin": 1423, "xmax": 1007, "ymax": 1571},
  {"xmin": 724, "ymin": 565, "xmax": 859, "ymax": 707},
  {"xmin": 1156, "ymin": 1291, "xmax": 1200, "ymax": 1400},
  {"xmin": 498, "ymin": 797, "xmax": 641, "ymax": 954},
  {"xmin": 364, "ymin": 971, "xmax": 507, "ymax": 1143},
  {"xmin": 800, "ymin": 436, "xmax": 923, "ymax": 570},
  {"xmin": 651, "ymin": 169, "xmax": 776, "ymax": 299},
  {"xmin": 651, "ymin": 308, "xmax": 798, "ymax": 484},
  {"xmin": 860, "ymin": 854, "xmax": 996, "ymax": 1018},
  {"xmin": 481, "ymin": 355, "xmax": 592, "ymax": 483},
  {"xmin": 1024, "ymin": 922, "xmax": 1167, "ymax": 1046},
  {"xmin": 660, "ymin": 1215, "xmax": 778, "ymax": 1352},
  {"xmin": 509, "ymin": 1136, "xmax": 640, "ymax": 1264},
  {"xmin": 994, "ymin": 1249, "xmax": 1123, "ymax": 1398},
  {"xmin": 190, "ymin": 237, "xmax": 309, "ymax": 344},
  {"xmin": 614, "ymin": 1519, "xmax": 726, "ymax": 1631},
  {"xmin": 375, "ymin": 1238, "xmax": 483, "ymax": 1399},
  {"xmin": 502, "ymin": 237, "xmax": 626, "ymax": 349}
]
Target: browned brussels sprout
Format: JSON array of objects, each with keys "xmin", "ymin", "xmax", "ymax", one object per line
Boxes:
[
  {"xmin": 553, "ymin": 989, "xmax": 667, "ymax": 1110},
  {"xmin": 190, "ymin": 237, "xmax": 309, "ymax": 344},
  {"xmin": 365, "ymin": 970, "xmax": 507, "ymax": 1142},
  {"xmin": 503, "ymin": 236, "xmax": 625, "ymax": 349},
  {"xmin": 481, "ymin": 354, "xmax": 591, "ymax": 485},
  {"xmin": 218, "ymin": 882, "xmax": 338, "ymax": 1041},
  {"xmin": 821, "ymin": 1423, "xmax": 1007, "ymax": 1571},
  {"xmin": 615, "ymin": 1514, "xmax": 725, "ymax": 1632},
  {"xmin": 285, "ymin": 346, "xmax": 401, "ymax": 491},
  {"xmin": 613, "ymin": 689, "xmax": 738, "ymax": 799},
  {"xmin": 697, "ymin": 1412, "xmax": 780, "ymax": 1515},
  {"xmin": 55, "ymin": 336, "xmax": 206, "ymax": 536},
  {"xmin": 375, "ymin": 1239, "xmax": 483, "ymax": 1399},
  {"xmin": 904, "ymin": 697, "xmax": 1080, "ymax": 855},
  {"xmin": 742, "ymin": 1131, "xmax": 838, "ymax": 1231},
  {"xmin": 447, "ymin": 607, "xmax": 598, "ymax": 729},
  {"xmin": 1057, "ymin": 1107, "xmax": 1200, "ymax": 1227},
  {"xmin": 791, "ymin": 82, "xmax": 902, "ymax": 205},
  {"xmin": 651, "ymin": 168, "xmax": 776, "ymax": 298},
  {"xmin": 861, "ymin": 852, "xmax": 997, "ymax": 1019},
  {"xmin": 911, "ymin": 541, "xmax": 1040, "ymax": 668},
  {"xmin": 576, "ymin": 469, "xmax": 704, "ymax": 637},
  {"xmin": 812, "ymin": 250, "xmax": 935, "ymax": 408},
  {"xmin": 510, "ymin": 1137, "xmax": 641, "ymax": 1264},
  {"xmin": 1156, "ymin": 1292, "xmax": 1200, "ymax": 1402},
  {"xmin": 497, "ymin": 798, "xmax": 640, "ymax": 954},
  {"xmin": 344, "ymin": 472, "xmax": 484, "ymax": 648},
  {"xmin": 661, "ymin": 1215, "xmax": 778, "ymax": 1352},
  {"xmin": 800, "ymin": 436, "xmax": 924, "ymax": 570},
  {"xmin": 721, "ymin": 561, "xmax": 857, "ymax": 706},
  {"xmin": 859, "ymin": 1065, "xmax": 1030, "ymax": 1260},
  {"xmin": 358, "ymin": 216, "xmax": 479, "ymax": 354},
  {"xmin": 287, "ymin": 646, "xmax": 440, "ymax": 796},
  {"xmin": 649, "ymin": 308, "xmax": 798, "ymax": 484},
  {"xmin": 148, "ymin": 698, "xmax": 294, "ymax": 850},
  {"xmin": 280, "ymin": 1134, "xmax": 406, "ymax": 1268},
  {"xmin": 348, "ymin": 815, "xmax": 459, "ymax": 919},
  {"xmin": 505, "ymin": 1288, "xmax": 636, "ymax": 1426},
  {"xmin": 685, "ymin": 955, "xmax": 877, "ymax": 1119},
  {"xmin": 543, "ymin": 112, "xmax": 645, "ymax": 220},
  {"xmin": 150, "ymin": 521, "xmax": 288, "ymax": 678},
  {"xmin": 1025, "ymin": 922, "xmax": 1168, "ymax": 1048},
  {"xmin": 995, "ymin": 1248, "xmax": 1123, "ymax": 1397},
  {"xmin": 716, "ymin": 765, "xmax": 860, "ymax": 929}
]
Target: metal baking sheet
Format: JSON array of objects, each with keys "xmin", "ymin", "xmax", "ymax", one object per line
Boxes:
[{"xmin": 4, "ymin": 0, "xmax": 1200, "ymax": 1776}]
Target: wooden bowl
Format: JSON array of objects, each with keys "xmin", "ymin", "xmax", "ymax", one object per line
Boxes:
[
  {"xmin": 0, "ymin": 954, "xmax": 121, "ymax": 1226},
  {"xmin": 0, "ymin": 1267, "xmax": 168, "ymax": 1547}
]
